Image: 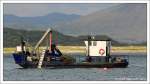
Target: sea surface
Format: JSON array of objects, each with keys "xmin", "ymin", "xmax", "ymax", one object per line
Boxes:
[{"xmin": 3, "ymin": 53, "xmax": 147, "ymax": 81}]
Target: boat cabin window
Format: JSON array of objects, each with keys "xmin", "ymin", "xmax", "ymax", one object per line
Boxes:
[
  {"xmin": 89, "ymin": 41, "xmax": 91, "ymax": 46},
  {"xmin": 93, "ymin": 41, "xmax": 97, "ymax": 46}
]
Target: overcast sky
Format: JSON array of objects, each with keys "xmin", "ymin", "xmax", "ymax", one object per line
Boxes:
[{"xmin": 4, "ymin": 3, "xmax": 119, "ymax": 17}]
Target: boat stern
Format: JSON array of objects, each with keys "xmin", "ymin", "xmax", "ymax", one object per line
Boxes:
[{"xmin": 13, "ymin": 53, "xmax": 26, "ymax": 65}]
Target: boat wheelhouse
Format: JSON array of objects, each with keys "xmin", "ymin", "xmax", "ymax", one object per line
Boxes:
[{"xmin": 84, "ymin": 38, "xmax": 111, "ymax": 57}]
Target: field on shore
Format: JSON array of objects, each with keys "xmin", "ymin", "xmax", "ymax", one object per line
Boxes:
[{"xmin": 3, "ymin": 46, "xmax": 146, "ymax": 54}]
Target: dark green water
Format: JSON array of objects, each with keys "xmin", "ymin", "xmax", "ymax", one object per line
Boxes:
[{"xmin": 3, "ymin": 53, "xmax": 147, "ymax": 81}]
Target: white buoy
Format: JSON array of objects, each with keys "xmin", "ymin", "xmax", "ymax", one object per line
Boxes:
[{"xmin": 37, "ymin": 50, "xmax": 45, "ymax": 68}]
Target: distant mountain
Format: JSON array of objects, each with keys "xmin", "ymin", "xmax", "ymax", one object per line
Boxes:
[
  {"xmin": 4, "ymin": 13, "xmax": 80, "ymax": 30},
  {"xmin": 4, "ymin": 4, "xmax": 147, "ymax": 43},
  {"xmin": 55, "ymin": 3, "xmax": 147, "ymax": 43}
]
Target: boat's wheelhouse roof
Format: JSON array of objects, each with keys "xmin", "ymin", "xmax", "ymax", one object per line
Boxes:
[
  {"xmin": 84, "ymin": 39, "xmax": 111, "ymax": 41},
  {"xmin": 82, "ymin": 36, "xmax": 111, "ymax": 41}
]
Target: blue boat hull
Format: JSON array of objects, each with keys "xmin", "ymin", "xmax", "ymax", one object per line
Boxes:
[{"xmin": 13, "ymin": 53, "xmax": 128, "ymax": 68}]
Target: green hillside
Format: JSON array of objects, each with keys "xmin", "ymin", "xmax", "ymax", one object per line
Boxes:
[
  {"xmin": 3, "ymin": 28, "xmax": 146, "ymax": 48},
  {"xmin": 4, "ymin": 28, "xmax": 78, "ymax": 47}
]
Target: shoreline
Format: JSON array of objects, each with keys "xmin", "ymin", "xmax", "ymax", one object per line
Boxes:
[{"xmin": 3, "ymin": 46, "xmax": 147, "ymax": 55}]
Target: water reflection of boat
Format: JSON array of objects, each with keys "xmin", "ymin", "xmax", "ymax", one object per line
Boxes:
[{"xmin": 13, "ymin": 29, "xmax": 128, "ymax": 68}]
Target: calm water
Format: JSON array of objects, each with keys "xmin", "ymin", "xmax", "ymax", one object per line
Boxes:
[{"xmin": 3, "ymin": 53, "xmax": 147, "ymax": 81}]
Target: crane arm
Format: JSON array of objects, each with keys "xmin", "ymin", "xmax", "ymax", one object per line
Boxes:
[{"xmin": 34, "ymin": 28, "xmax": 51, "ymax": 51}]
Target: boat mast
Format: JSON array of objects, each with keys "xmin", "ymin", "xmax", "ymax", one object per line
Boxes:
[
  {"xmin": 49, "ymin": 30, "xmax": 52, "ymax": 51},
  {"xmin": 20, "ymin": 36, "xmax": 25, "ymax": 53},
  {"xmin": 87, "ymin": 36, "xmax": 90, "ymax": 56}
]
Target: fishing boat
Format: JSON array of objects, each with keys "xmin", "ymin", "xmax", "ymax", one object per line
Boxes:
[{"xmin": 13, "ymin": 29, "xmax": 129, "ymax": 68}]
